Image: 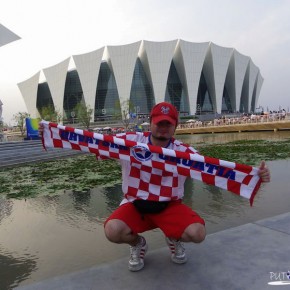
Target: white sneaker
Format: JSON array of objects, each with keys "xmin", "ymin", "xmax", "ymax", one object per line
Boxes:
[
  {"xmin": 165, "ymin": 237, "xmax": 187, "ymax": 264},
  {"xmin": 128, "ymin": 236, "xmax": 148, "ymax": 271}
]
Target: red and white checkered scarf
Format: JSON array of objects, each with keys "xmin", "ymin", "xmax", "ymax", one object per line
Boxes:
[{"xmin": 41, "ymin": 121, "xmax": 262, "ymax": 205}]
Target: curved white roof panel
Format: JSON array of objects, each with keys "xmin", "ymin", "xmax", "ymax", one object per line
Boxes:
[
  {"xmin": 73, "ymin": 48, "xmax": 105, "ymax": 121},
  {"xmin": 140, "ymin": 40, "xmax": 178, "ymax": 104},
  {"xmin": 107, "ymin": 41, "xmax": 142, "ymax": 112},
  {"xmin": 174, "ymin": 40, "xmax": 209, "ymax": 114},
  {"xmin": 0, "ymin": 24, "xmax": 20, "ymax": 47},
  {"xmin": 43, "ymin": 58, "xmax": 71, "ymax": 116},
  {"xmin": 17, "ymin": 71, "xmax": 40, "ymax": 118}
]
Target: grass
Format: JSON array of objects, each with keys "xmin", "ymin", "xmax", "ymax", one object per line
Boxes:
[{"xmin": 0, "ymin": 139, "xmax": 289, "ymax": 199}]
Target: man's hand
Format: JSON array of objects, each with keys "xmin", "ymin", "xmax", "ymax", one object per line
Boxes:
[{"xmin": 258, "ymin": 161, "xmax": 270, "ymax": 182}]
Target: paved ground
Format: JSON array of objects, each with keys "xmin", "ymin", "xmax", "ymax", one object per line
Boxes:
[
  {"xmin": 16, "ymin": 212, "xmax": 290, "ymax": 290},
  {"xmin": 0, "ymin": 140, "xmax": 84, "ymax": 168}
]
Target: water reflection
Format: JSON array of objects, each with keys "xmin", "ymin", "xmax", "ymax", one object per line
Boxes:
[
  {"xmin": 0, "ymin": 198, "xmax": 38, "ymax": 289},
  {"xmin": 0, "ymin": 131, "xmax": 289, "ymax": 289},
  {"xmin": 0, "ymin": 198, "xmax": 13, "ymax": 222},
  {"xmin": 72, "ymin": 190, "xmax": 91, "ymax": 209},
  {"xmin": 25, "ymin": 187, "xmax": 122, "ymax": 231},
  {"xmin": 102, "ymin": 184, "xmax": 123, "ymax": 214},
  {"xmin": 0, "ymin": 253, "xmax": 37, "ymax": 290},
  {"xmin": 183, "ymin": 177, "xmax": 249, "ymax": 227}
]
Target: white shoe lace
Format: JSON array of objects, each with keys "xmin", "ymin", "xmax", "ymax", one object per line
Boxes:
[
  {"xmin": 130, "ymin": 237, "xmax": 144, "ymax": 261},
  {"xmin": 173, "ymin": 239, "xmax": 185, "ymax": 257}
]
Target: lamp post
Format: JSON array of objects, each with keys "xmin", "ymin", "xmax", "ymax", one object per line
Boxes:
[
  {"xmin": 197, "ymin": 104, "xmax": 201, "ymax": 115},
  {"xmin": 71, "ymin": 111, "xmax": 75, "ymax": 124},
  {"xmin": 134, "ymin": 106, "xmax": 140, "ymax": 123}
]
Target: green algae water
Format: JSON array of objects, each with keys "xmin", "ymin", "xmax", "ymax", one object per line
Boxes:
[{"xmin": 0, "ymin": 131, "xmax": 289, "ymax": 199}]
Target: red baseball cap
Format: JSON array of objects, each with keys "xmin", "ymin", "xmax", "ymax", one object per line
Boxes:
[{"xmin": 150, "ymin": 102, "xmax": 178, "ymax": 126}]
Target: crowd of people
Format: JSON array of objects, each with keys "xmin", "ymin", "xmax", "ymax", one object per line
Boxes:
[{"xmin": 178, "ymin": 110, "xmax": 289, "ymax": 129}]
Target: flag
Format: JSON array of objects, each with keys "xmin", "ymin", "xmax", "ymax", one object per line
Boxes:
[
  {"xmin": 26, "ymin": 118, "xmax": 40, "ymax": 139},
  {"xmin": 41, "ymin": 121, "xmax": 262, "ymax": 205}
]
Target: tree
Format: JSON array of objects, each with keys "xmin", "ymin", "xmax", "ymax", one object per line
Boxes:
[
  {"xmin": 39, "ymin": 105, "xmax": 62, "ymax": 123},
  {"xmin": 13, "ymin": 112, "xmax": 30, "ymax": 136},
  {"xmin": 114, "ymin": 99, "xmax": 134, "ymax": 131},
  {"xmin": 75, "ymin": 102, "xmax": 93, "ymax": 130}
]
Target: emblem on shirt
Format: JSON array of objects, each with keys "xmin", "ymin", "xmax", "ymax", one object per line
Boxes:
[
  {"xmin": 132, "ymin": 145, "xmax": 153, "ymax": 162},
  {"xmin": 161, "ymin": 106, "xmax": 170, "ymax": 115}
]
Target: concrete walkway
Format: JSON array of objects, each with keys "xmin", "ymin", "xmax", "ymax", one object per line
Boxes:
[
  {"xmin": 16, "ymin": 212, "xmax": 290, "ymax": 290},
  {"xmin": 0, "ymin": 140, "xmax": 84, "ymax": 168}
]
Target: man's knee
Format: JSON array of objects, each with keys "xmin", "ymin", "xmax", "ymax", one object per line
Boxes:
[
  {"xmin": 193, "ymin": 224, "xmax": 206, "ymax": 243},
  {"xmin": 104, "ymin": 219, "xmax": 120, "ymax": 242},
  {"xmin": 182, "ymin": 223, "xmax": 206, "ymax": 243},
  {"xmin": 104, "ymin": 219, "xmax": 129, "ymax": 243}
]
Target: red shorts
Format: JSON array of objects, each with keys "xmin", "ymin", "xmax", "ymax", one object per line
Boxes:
[{"xmin": 104, "ymin": 200, "xmax": 205, "ymax": 239}]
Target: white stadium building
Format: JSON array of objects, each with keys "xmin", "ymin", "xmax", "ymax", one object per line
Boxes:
[{"xmin": 17, "ymin": 40, "xmax": 263, "ymax": 122}]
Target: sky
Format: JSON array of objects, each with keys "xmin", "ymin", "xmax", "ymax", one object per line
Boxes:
[{"xmin": 0, "ymin": 0, "xmax": 290, "ymax": 125}]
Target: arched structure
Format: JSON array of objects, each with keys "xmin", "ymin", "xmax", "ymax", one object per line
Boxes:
[{"xmin": 17, "ymin": 40, "xmax": 263, "ymax": 121}]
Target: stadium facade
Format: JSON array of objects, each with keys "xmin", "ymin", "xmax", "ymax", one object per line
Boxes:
[{"xmin": 17, "ymin": 40, "xmax": 263, "ymax": 122}]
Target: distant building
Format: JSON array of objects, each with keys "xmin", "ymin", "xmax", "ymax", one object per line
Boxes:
[
  {"xmin": 0, "ymin": 23, "xmax": 21, "ymax": 122},
  {"xmin": 18, "ymin": 40, "xmax": 263, "ymax": 122}
]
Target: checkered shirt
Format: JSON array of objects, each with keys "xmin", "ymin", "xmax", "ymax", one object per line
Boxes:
[{"xmin": 116, "ymin": 132, "xmax": 198, "ymax": 204}]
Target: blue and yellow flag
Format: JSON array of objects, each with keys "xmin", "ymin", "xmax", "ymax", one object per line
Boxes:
[{"xmin": 26, "ymin": 118, "xmax": 39, "ymax": 139}]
